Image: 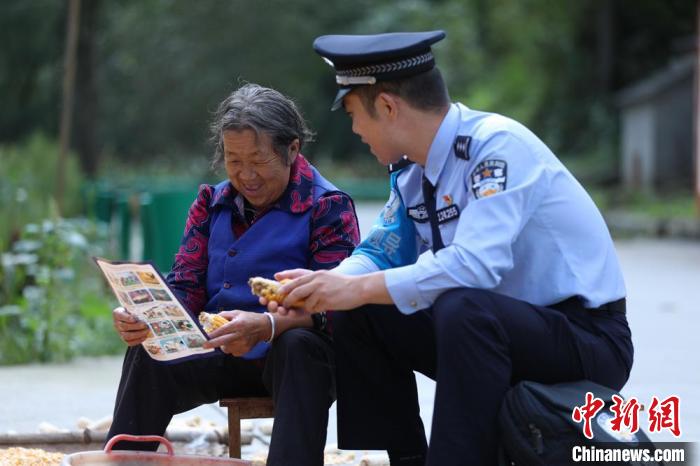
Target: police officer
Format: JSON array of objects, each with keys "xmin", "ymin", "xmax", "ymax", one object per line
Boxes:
[{"xmin": 264, "ymin": 31, "xmax": 633, "ymax": 466}]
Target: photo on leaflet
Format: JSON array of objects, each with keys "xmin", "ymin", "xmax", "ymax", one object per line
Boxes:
[
  {"xmin": 162, "ymin": 305, "xmax": 184, "ymax": 318},
  {"xmin": 151, "ymin": 320, "xmax": 176, "ymax": 336},
  {"xmin": 128, "ymin": 288, "xmax": 154, "ymax": 305},
  {"xmin": 116, "ymin": 271, "xmax": 141, "ymax": 287},
  {"xmin": 174, "ymin": 319, "xmax": 194, "ymax": 332},
  {"xmin": 160, "ymin": 337, "xmax": 187, "ymax": 354},
  {"xmin": 184, "ymin": 333, "xmax": 206, "ymax": 348},
  {"xmin": 149, "ymin": 288, "xmax": 172, "ymax": 302},
  {"xmin": 145, "ymin": 341, "xmax": 162, "ymax": 356},
  {"xmin": 137, "ymin": 271, "xmax": 160, "ymax": 285},
  {"xmin": 143, "ymin": 305, "xmax": 165, "ymax": 321}
]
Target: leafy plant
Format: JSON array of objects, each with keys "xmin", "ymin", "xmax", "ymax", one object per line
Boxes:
[
  {"xmin": 0, "ymin": 134, "xmax": 84, "ymax": 252},
  {"xmin": 0, "ymin": 217, "xmax": 122, "ymax": 364}
]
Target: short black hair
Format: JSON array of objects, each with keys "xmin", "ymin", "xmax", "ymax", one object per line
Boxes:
[{"xmin": 351, "ymin": 67, "xmax": 450, "ymax": 116}]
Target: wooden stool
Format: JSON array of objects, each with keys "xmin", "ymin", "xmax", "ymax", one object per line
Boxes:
[{"xmin": 220, "ymin": 397, "xmax": 275, "ymax": 459}]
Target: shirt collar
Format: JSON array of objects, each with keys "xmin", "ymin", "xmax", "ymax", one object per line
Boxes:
[
  {"xmin": 423, "ymin": 103, "xmax": 461, "ymax": 186},
  {"xmin": 210, "ymin": 154, "xmax": 315, "ymax": 214}
]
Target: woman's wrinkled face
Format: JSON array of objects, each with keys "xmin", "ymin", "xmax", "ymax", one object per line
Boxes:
[{"xmin": 223, "ymin": 129, "xmax": 297, "ymax": 209}]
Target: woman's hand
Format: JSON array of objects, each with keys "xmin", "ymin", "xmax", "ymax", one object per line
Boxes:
[
  {"xmin": 112, "ymin": 307, "xmax": 150, "ymax": 346},
  {"xmin": 202, "ymin": 310, "xmax": 272, "ymax": 356}
]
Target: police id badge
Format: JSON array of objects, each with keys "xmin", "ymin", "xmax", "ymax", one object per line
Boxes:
[
  {"xmin": 436, "ymin": 204, "xmax": 460, "ymax": 224},
  {"xmin": 470, "ymin": 160, "xmax": 507, "ymax": 199}
]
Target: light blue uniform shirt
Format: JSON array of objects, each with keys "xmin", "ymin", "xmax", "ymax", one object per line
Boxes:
[{"xmin": 335, "ymin": 103, "xmax": 626, "ymax": 314}]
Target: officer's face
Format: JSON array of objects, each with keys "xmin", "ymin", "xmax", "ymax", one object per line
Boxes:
[
  {"xmin": 222, "ymin": 129, "xmax": 297, "ymax": 209},
  {"xmin": 343, "ymin": 93, "xmax": 401, "ymax": 165}
]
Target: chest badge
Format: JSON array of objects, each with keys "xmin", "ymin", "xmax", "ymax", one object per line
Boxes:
[
  {"xmin": 471, "ymin": 160, "xmax": 507, "ymax": 199},
  {"xmin": 436, "ymin": 204, "xmax": 460, "ymax": 224},
  {"xmin": 442, "ymin": 194, "xmax": 453, "ymax": 206},
  {"xmin": 407, "ymin": 204, "xmax": 430, "ymax": 223}
]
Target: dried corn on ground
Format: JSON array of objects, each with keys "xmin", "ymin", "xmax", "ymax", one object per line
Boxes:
[
  {"xmin": 0, "ymin": 447, "xmax": 64, "ymax": 466},
  {"xmin": 198, "ymin": 311, "xmax": 229, "ymax": 333}
]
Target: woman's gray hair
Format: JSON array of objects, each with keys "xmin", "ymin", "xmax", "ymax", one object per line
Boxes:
[{"xmin": 210, "ymin": 83, "xmax": 314, "ymax": 167}]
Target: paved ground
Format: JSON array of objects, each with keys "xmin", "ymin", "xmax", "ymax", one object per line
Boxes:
[{"xmin": 1, "ymin": 201, "xmax": 698, "ymax": 462}]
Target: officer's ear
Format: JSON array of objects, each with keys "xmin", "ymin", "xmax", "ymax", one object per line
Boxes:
[{"xmin": 375, "ymin": 92, "xmax": 399, "ymax": 121}]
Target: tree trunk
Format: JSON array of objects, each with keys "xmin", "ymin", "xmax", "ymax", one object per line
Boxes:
[
  {"xmin": 57, "ymin": 0, "xmax": 81, "ymax": 214},
  {"xmin": 74, "ymin": 0, "xmax": 101, "ymax": 179}
]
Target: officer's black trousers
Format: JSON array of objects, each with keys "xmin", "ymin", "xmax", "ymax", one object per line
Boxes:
[
  {"xmin": 106, "ymin": 328, "xmax": 335, "ymax": 466},
  {"xmin": 333, "ymin": 287, "xmax": 634, "ymax": 466}
]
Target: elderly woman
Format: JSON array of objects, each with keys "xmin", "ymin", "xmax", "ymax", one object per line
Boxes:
[{"xmin": 107, "ymin": 84, "xmax": 360, "ymax": 466}]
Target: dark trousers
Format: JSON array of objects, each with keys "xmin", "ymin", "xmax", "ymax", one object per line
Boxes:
[
  {"xmin": 106, "ymin": 328, "xmax": 335, "ymax": 466},
  {"xmin": 333, "ymin": 288, "xmax": 634, "ymax": 466}
]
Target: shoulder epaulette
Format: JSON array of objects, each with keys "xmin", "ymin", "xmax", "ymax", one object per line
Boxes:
[
  {"xmin": 388, "ymin": 155, "xmax": 415, "ymax": 174},
  {"xmin": 453, "ymin": 135, "xmax": 472, "ymax": 161}
]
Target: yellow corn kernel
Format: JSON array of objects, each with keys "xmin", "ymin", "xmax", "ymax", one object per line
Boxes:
[
  {"xmin": 0, "ymin": 447, "xmax": 64, "ymax": 465},
  {"xmin": 198, "ymin": 311, "xmax": 229, "ymax": 334},
  {"xmin": 248, "ymin": 277, "xmax": 305, "ymax": 308}
]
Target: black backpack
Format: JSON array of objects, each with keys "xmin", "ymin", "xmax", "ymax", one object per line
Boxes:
[{"xmin": 498, "ymin": 380, "xmax": 664, "ymax": 466}]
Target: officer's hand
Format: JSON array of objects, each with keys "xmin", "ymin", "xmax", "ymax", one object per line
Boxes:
[
  {"xmin": 112, "ymin": 307, "xmax": 150, "ymax": 346},
  {"xmin": 202, "ymin": 310, "xmax": 271, "ymax": 356},
  {"xmin": 260, "ymin": 268, "xmax": 313, "ymax": 316},
  {"xmin": 277, "ymin": 270, "xmax": 364, "ymax": 314}
]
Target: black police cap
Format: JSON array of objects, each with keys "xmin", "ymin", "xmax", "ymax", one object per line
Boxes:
[{"xmin": 313, "ymin": 30, "xmax": 446, "ymax": 110}]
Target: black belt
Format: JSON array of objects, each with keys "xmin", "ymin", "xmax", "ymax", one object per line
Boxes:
[{"xmin": 550, "ymin": 296, "xmax": 626, "ymax": 315}]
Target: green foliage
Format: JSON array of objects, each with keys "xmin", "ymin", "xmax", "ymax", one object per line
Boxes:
[
  {"xmin": 0, "ymin": 136, "xmax": 121, "ymax": 365},
  {"xmin": 1, "ymin": 0, "xmax": 695, "ymax": 178},
  {"xmin": 94, "ymin": 0, "xmax": 377, "ymax": 164},
  {"xmin": 0, "ymin": 219, "xmax": 122, "ymax": 365},
  {"xmin": 0, "ymin": 134, "xmax": 84, "ymax": 251},
  {"xmin": 0, "ymin": 1, "xmax": 63, "ymax": 141}
]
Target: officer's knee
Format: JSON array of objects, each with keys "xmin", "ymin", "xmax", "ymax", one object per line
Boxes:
[
  {"xmin": 432, "ymin": 287, "xmax": 494, "ymax": 334},
  {"xmin": 330, "ymin": 305, "xmax": 376, "ymax": 341}
]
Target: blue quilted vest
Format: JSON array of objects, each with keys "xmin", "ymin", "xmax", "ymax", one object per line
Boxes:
[{"xmin": 204, "ymin": 167, "xmax": 338, "ymax": 359}]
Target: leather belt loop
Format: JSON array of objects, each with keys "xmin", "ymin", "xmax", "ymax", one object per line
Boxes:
[
  {"xmin": 550, "ymin": 297, "xmax": 626, "ymax": 315},
  {"xmin": 599, "ymin": 298, "xmax": 626, "ymax": 315}
]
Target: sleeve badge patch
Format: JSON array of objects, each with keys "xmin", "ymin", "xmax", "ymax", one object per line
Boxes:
[
  {"xmin": 381, "ymin": 189, "xmax": 401, "ymax": 225},
  {"xmin": 470, "ymin": 160, "xmax": 507, "ymax": 199}
]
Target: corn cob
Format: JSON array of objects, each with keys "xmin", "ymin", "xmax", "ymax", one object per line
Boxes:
[
  {"xmin": 248, "ymin": 276, "xmax": 305, "ymax": 308},
  {"xmin": 198, "ymin": 311, "xmax": 229, "ymax": 334}
]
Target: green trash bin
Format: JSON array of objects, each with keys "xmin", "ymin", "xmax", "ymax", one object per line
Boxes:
[
  {"xmin": 140, "ymin": 188, "xmax": 198, "ymax": 273},
  {"xmin": 115, "ymin": 193, "xmax": 132, "ymax": 260},
  {"xmin": 94, "ymin": 189, "xmax": 116, "ymax": 224}
]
